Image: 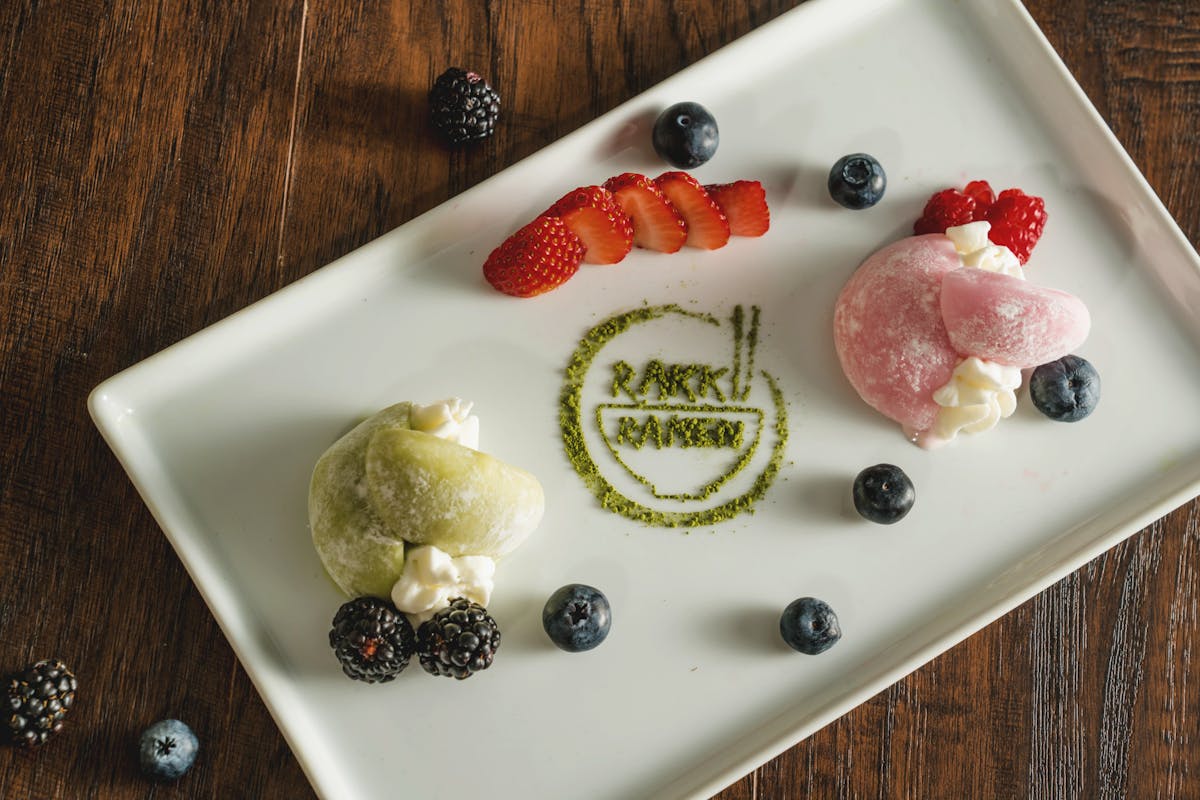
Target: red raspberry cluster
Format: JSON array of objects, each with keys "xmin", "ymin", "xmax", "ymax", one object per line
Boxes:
[{"xmin": 913, "ymin": 180, "xmax": 1046, "ymax": 264}]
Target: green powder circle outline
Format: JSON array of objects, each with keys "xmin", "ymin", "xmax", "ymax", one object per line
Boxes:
[{"xmin": 559, "ymin": 304, "xmax": 789, "ymax": 528}]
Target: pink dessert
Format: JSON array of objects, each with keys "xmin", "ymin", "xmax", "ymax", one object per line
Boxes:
[
  {"xmin": 940, "ymin": 267, "xmax": 1089, "ymax": 367},
  {"xmin": 833, "ymin": 234, "xmax": 962, "ymax": 435},
  {"xmin": 833, "ymin": 191, "xmax": 1090, "ymax": 447}
]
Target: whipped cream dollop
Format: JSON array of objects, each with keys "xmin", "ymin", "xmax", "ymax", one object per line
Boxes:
[
  {"xmin": 918, "ymin": 356, "xmax": 1022, "ymax": 448},
  {"xmin": 391, "ymin": 545, "xmax": 495, "ymax": 623},
  {"xmin": 920, "ymin": 223, "xmax": 1024, "ymax": 447},
  {"xmin": 410, "ymin": 397, "xmax": 480, "ymax": 450},
  {"xmin": 945, "ymin": 221, "xmax": 1025, "ymax": 280}
]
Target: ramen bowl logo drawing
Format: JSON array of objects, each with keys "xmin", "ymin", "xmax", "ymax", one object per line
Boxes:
[{"xmin": 560, "ymin": 303, "xmax": 789, "ymax": 527}]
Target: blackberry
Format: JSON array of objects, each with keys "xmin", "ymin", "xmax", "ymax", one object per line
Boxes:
[
  {"xmin": 416, "ymin": 598, "xmax": 500, "ymax": 679},
  {"xmin": 429, "ymin": 67, "xmax": 500, "ymax": 145},
  {"xmin": 4, "ymin": 659, "xmax": 77, "ymax": 747},
  {"xmin": 328, "ymin": 596, "xmax": 416, "ymax": 683}
]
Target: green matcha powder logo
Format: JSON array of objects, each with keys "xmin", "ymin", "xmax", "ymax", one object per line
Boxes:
[{"xmin": 559, "ymin": 304, "xmax": 789, "ymax": 527}]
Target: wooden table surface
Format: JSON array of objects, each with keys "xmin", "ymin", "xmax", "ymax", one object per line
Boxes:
[{"xmin": 2, "ymin": 1, "xmax": 1198, "ymax": 797}]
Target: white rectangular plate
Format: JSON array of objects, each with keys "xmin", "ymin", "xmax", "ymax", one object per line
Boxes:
[{"xmin": 90, "ymin": 0, "xmax": 1200, "ymax": 797}]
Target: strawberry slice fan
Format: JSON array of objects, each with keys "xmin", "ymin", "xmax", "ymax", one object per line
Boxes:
[{"xmin": 482, "ymin": 172, "xmax": 770, "ymax": 297}]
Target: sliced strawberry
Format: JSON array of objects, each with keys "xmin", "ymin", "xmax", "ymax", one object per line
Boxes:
[
  {"xmin": 602, "ymin": 172, "xmax": 688, "ymax": 253},
  {"xmin": 704, "ymin": 180, "xmax": 770, "ymax": 237},
  {"xmin": 653, "ymin": 171, "xmax": 730, "ymax": 250},
  {"xmin": 482, "ymin": 216, "xmax": 585, "ymax": 298},
  {"xmin": 544, "ymin": 185, "xmax": 634, "ymax": 264},
  {"xmin": 986, "ymin": 188, "xmax": 1046, "ymax": 265}
]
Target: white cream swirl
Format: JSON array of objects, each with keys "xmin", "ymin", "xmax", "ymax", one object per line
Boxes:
[
  {"xmin": 391, "ymin": 545, "xmax": 495, "ymax": 623},
  {"xmin": 919, "ymin": 356, "xmax": 1021, "ymax": 448},
  {"xmin": 913, "ymin": 222, "xmax": 1027, "ymax": 447},
  {"xmin": 409, "ymin": 397, "xmax": 480, "ymax": 450},
  {"xmin": 945, "ymin": 221, "xmax": 1025, "ymax": 279}
]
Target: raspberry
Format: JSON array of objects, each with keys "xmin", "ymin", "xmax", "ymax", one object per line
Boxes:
[
  {"xmin": 963, "ymin": 180, "xmax": 995, "ymax": 219},
  {"xmin": 913, "ymin": 188, "xmax": 976, "ymax": 235},
  {"xmin": 986, "ymin": 188, "xmax": 1046, "ymax": 264}
]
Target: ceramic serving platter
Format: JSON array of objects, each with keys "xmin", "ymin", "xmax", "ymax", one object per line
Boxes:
[{"xmin": 89, "ymin": 0, "xmax": 1200, "ymax": 797}]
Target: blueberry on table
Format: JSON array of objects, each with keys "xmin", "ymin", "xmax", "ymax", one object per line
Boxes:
[
  {"xmin": 828, "ymin": 153, "xmax": 887, "ymax": 209},
  {"xmin": 852, "ymin": 463, "xmax": 915, "ymax": 524},
  {"xmin": 1029, "ymin": 355, "xmax": 1100, "ymax": 422},
  {"xmin": 652, "ymin": 102, "xmax": 719, "ymax": 168},
  {"xmin": 780, "ymin": 597, "xmax": 842, "ymax": 655},
  {"xmin": 138, "ymin": 719, "xmax": 199, "ymax": 782},
  {"xmin": 542, "ymin": 584, "xmax": 612, "ymax": 652}
]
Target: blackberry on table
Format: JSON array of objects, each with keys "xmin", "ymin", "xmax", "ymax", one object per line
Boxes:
[
  {"xmin": 429, "ymin": 67, "xmax": 500, "ymax": 145},
  {"xmin": 329, "ymin": 596, "xmax": 416, "ymax": 683},
  {"xmin": 4, "ymin": 659, "xmax": 77, "ymax": 747},
  {"xmin": 416, "ymin": 597, "xmax": 500, "ymax": 679}
]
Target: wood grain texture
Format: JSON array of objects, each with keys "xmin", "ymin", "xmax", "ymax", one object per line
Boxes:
[{"xmin": 0, "ymin": 1, "xmax": 1197, "ymax": 798}]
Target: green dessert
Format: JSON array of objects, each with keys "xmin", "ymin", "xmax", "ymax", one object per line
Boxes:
[{"xmin": 309, "ymin": 400, "xmax": 544, "ymax": 600}]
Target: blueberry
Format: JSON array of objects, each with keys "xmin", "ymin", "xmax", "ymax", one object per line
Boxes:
[
  {"xmin": 1029, "ymin": 355, "xmax": 1100, "ymax": 422},
  {"xmin": 852, "ymin": 463, "xmax": 915, "ymax": 524},
  {"xmin": 542, "ymin": 584, "xmax": 611, "ymax": 652},
  {"xmin": 780, "ymin": 597, "xmax": 842, "ymax": 655},
  {"xmin": 827, "ymin": 153, "xmax": 886, "ymax": 209},
  {"xmin": 652, "ymin": 102, "xmax": 719, "ymax": 168},
  {"xmin": 138, "ymin": 719, "xmax": 199, "ymax": 782}
]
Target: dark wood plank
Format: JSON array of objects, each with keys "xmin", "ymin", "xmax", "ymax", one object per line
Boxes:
[
  {"xmin": 0, "ymin": 0, "xmax": 312, "ymax": 797},
  {"xmin": 1, "ymin": 0, "xmax": 1198, "ymax": 798}
]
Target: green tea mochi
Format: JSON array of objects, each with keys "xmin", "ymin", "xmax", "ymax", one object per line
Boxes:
[
  {"xmin": 364, "ymin": 428, "xmax": 544, "ymax": 559},
  {"xmin": 309, "ymin": 403, "xmax": 412, "ymax": 598}
]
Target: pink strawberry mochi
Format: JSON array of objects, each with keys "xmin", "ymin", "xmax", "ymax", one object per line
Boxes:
[
  {"xmin": 940, "ymin": 267, "xmax": 1090, "ymax": 367},
  {"xmin": 833, "ymin": 234, "xmax": 962, "ymax": 434}
]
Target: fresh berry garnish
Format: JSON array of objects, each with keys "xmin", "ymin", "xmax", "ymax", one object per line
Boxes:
[
  {"xmin": 651, "ymin": 101, "xmax": 719, "ymax": 168},
  {"xmin": 138, "ymin": 719, "xmax": 200, "ymax": 782},
  {"xmin": 985, "ymin": 188, "xmax": 1047, "ymax": 264},
  {"xmin": 654, "ymin": 171, "xmax": 730, "ymax": 250},
  {"xmin": 428, "ymin": 67, "xmax": 500, "ymax": 145},
  {"xmin": 482, "ymin": 216, "xmax": 585, "ymax": 297},
  {"xmin": 416, "ymin": 597, "xmax": 501, "ymax": 679},
  {"xmin": 852, "ymin": 463, "xmax": 915, "ymax": 524},
  {"xmin": 1029, "ymin": 354, "xmax": 1100, "ymax": 422},
  {"xmin": 328, "ymin": 596, "xmax": 416, "ymax": 683},
  {"xmin": 780, "ymin": 597, "xmax": 842, "ymax": 655},
  {"xmin": 963, "ymin": 179, "xmax": 995, "ymax": 218},
  {"xmin": 704, "ymin": 180, "xmax": 770, "ymax": 237},
  {"xmin": 603, "ymin": 173, "xmax": 688, "ymax": 253},
  {"xmin": 913, "ymin": 187, "xmax": 977, "ymax": 234},
  {"xmin": 542, "ymin": 584, "xmax": 612, "ymax": 652},
  {"xmin": 828, "ymin": 153, "xmax": 887, "ymax": 210},
  {"xmin": 3, "ymin": 659, "xmax": 77, "ymax": 748},
  {"xmin": 545, "ymin": 185, "xmax": 634, "ymax": 264}
]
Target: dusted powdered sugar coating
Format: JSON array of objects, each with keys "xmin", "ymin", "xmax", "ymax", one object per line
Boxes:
[
  {"xmin": 833, "ymin": 234, "xmax": 963, "ymax": 432},
  {"xmin": 309, "ymin": 402, "xmax": 413, "ymax": 598},
  {"xmin": 940, "ymin": 267, "xmax": 1090, "ymax": 367},
  {"xmin": 365, "ymin": 428, "xmax": 544, "ymax": 559},
  {"xmin": 310, "ymin": 400, "xmax": 544, "ymax": 599}
]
